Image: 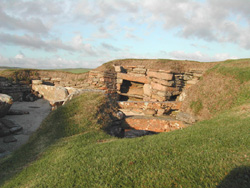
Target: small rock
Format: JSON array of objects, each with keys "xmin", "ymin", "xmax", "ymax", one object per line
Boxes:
[
  {"xmin": 3, "ymin": 135, "xmax": 17, "ymax": 143},
  {"xmin": 9, "ymin": 126, "xmax": 23, "ymax": 133},
  {"xmin": 176, "ymin": 112, "xmax": 196, "ymax": 124}
]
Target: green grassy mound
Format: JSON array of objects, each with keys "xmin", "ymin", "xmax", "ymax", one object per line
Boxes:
[{"xmin": 0, "ymin": 60, "xmax": 250, "ymax": 187}]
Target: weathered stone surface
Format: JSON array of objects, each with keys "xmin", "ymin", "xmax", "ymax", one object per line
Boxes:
[
  {"xmin": 123, "ymin": 116, "xmax": 186, "ymax": 132},
  {"xmin": 32, "ymin": 85, "xmax": 69, "ymax": 101},
  {"xmin": 7, "ymin": 109, "xmax": 29, "ymax": 115},
  {"xmin": 151, "ymin": 82, "xmax": 168, "ymax": 91},
  {"xmin": 9, "ymin": 126, "xmax": 23, "ymax": 133},
  {"xmin": 118, "ymin": 101, "xmax": 182, "ymax": 111},
  {"xmin": 143, "ymin": 109, "xmax": 156, "ymax": 116},
  {"xmin": 65, "ymin": 87, "xmax": 78, "ymax": 95},
  {"xmin": 157, "ymin": 109, "xmax": 165, "ymax": 116},
  {"xmin": 114, "ymin": 66, "xmax": 122, "ymax": 72},
  {"xmin": 0, "ymin": 119, "xmax": 18, "ymax": 128},
  {"xmin": 187, "ymin": 79, "xmax": 199, "ymax": 85},
  {"xmin": 116, "ymin": 79, "xmax": 123, "ymax": 84},
  {"xmin": 176, "ymin": 112, "xmax": 196, "ymax": 124},
  {"xmin": 51, "ymin": 78, "xmax": 61, "ymax": 82},
  {"xmin": 41, "ymin": 77, "xmax": 51, "ymax": 81},
  {"xmin": 152, "ymin": 78, "xmax": 174, "ymax": 86},
  {"xmin": 32, "ymin": 80, "xmax": 43, "ymax": 85},
  {"xmin": 147, "ymin": 71, "xmax": 173, "ymax": 80},
  {"xmin": 143, "ymin": 84, "xmax": 152, "ymax": 96},
  {"xmin": 3, "ymin": 135, "xmax": 17, "ymax": 143},
  {"xmin": 0, "ymin": 94, "xmax": 13, "ymax": 118},
  {"xmin": 178, "ymin": 91, "xmax": 187, "ymax": 101},
  {"xmin": 117, "ymin": 73, "xmax": 149, "ymax": 84},
  {"xmin": 132, "ymin": 68, "xmax": 147, "ymax": 74}
]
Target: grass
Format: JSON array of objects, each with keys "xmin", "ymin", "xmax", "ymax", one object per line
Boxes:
[
  {"xmin": 0, "ymin": 94, "xmax": 249, "ymax": 187},
  {"xmin": 0, "ymin": 59, "xmax": 250, "ymax": 187},
  {"xmin": 51, "ymin": 68, "xmax": 91, "ymax": 74}
]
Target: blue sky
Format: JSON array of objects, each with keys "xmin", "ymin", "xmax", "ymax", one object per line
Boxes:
[{"xmin": 0, "ymin": 0, "xmax": 249, "ymax": 69}]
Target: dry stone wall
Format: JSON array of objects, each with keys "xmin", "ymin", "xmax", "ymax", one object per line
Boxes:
[{"xmin": 114, "ymin": 65, "xmax": 203, "ymax": 102}]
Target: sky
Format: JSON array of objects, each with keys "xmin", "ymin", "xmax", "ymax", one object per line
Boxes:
[{"xmin": 0, "ymin": 0, "xmax": 249, "ymax": 69}]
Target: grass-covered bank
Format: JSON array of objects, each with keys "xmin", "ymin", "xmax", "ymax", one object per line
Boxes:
[{"xmin": 0, "ymin": 98, "xmax": 249, "ymax": 187}]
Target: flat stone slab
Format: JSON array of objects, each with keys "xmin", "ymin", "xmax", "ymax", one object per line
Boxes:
[
  {"xmin": 9, "ymin": 126, "xmax": 23, "ymax": 133},
  {"xmin": 0, "ymin": 119, "xmax": 17, "ymax": 128},
  {"xmin": 7, "ymin": 109, "xmax": 29, "ymax": 115},
  {"xmin": 3, "ymin": 135, "xmax": 17, "ymax": 143}
]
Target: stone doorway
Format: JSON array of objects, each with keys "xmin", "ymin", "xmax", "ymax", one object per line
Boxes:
[{"xmin": 119, "ymin": 80, "xmax": 144, "ymax": 101}]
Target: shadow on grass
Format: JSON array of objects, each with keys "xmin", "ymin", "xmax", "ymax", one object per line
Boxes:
[{"xmin": 217, "ymin": 166, "xmax": 250, "ymax": 188}]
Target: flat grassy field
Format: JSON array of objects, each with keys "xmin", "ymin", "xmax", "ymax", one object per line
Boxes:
[
  {"xmin": 0, "ymin": 60, "xmax": 249, "ymax": 187},
  {"xmin": 51, "ymin": 68, "xmax": 91, "ymax": 74}
]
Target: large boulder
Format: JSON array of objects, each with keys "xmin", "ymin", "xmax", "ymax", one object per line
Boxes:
[
  {"xmin": 0, "ymin": 94, "xmax": 13, "ymax": 118},
  {"xmin": 32, "ymin": 85, "xmax": 68, "ymax": 101}
]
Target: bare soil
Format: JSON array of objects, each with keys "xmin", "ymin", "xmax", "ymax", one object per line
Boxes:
[{"xmin": 0, "ymin": 99, "xmax": 51, "ymax": 157}]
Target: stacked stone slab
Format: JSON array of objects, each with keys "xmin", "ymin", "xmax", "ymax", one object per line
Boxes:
[
  {"xmin": 0, "ymin": 77, "xmax": 31, "ymax": 101},
  {"xmin": 118, "ymin": 101, "xmax": 182, "ymax": 116},
  {"xmin": 114, "ymin": 65, "xmax": 204, "ymax": 102}
]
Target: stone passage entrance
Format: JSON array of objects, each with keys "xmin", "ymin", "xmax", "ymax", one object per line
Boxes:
[
  {"xmin": 120, "ymin": 80, "xmax": 144, "ymax": 101},
  {"xmin": 113, "ymin": 65, "xmax": 203, "ymax": 132}
]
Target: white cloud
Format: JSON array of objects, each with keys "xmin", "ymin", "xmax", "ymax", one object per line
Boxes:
[
  {"xmin": 0, "ymin": 54, "xmax": 99, "ymax": 69},
  {"xmin": 168, "ymin": 50, "xmax": 238, "ymax": 62},
  {"xmin": 15, "ymin": 52, "xmax": 25, "ymax": 59}
]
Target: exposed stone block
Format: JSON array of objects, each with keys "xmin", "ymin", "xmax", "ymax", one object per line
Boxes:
[
  {"xmin": 116, "ymin": 79, "xmax": 123, "ymax": 84},
  {"xmin": 114, "ymin": 66, "xmax": 122, "ymax": 72},
  {"xmin": 32, "ymin": 80, "xmax": 43, "ymax": 85},
  {"xmin": 187, "ymin": 79, "xmax": 199, "ymax": 85},
  {"xmin": 152, "ymin": 78, "xmax": 174, "ymax": 86},
  {"xmin": 32, "ymin": 85, "xmax": 68, "ymax": 101},
  {"xmin": 51, "ymin": 78, "xmax": 61, "ymax": 82},
  {"xmin": 147, "ymin": 71, "xmax": 173, "ymax": 80},
  {"xmin": 117, "ymin": 73, "xmax": 149, "ymax": 84},
  {"xmin": 143, "ymin": 84, "xmax": 152, "ymax": 96},
  {"xmin": 151, "ymin": 82, "xmax": 168, "ymax": 91}
]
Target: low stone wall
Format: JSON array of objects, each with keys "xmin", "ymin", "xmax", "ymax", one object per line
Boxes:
[
  {"xmin": 118, "ymin": 101, "xmax": 181, "ymax": 116},
  {"xmin": 0, "ymin": 77, "xmax": 31, "ymax": 101},
  {"xmin": 115, "ymin": 65, "xmax": 203, "ymax": 102},
  {"xmin": 123, "ymin": 116, "xmax": 186, "ymax": 132},
  {"xmin": 87, "ymin": 70, "xmax": 117, "ymax": 91}
]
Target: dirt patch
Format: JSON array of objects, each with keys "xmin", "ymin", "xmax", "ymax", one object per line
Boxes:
[{"xmin": 0, "ymin": 99, "xmax": 51, "ymax": 157}]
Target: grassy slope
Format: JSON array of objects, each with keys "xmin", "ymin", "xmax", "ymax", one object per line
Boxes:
[
  {"xmin": 182, "ymin": 59, "xmax": 250, "ymax": 120},
  {"xmin": 0, "ymin": 59, "xmax": 250, "ymax": 187},
  {"xmin": 49, "ymin": 68, "xmax": 91, "ymax": 74}
]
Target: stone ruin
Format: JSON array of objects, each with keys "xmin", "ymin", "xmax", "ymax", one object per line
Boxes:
[{"xmin": 0, "ymin": 62, "xmax": 204, "ymax": 142}]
